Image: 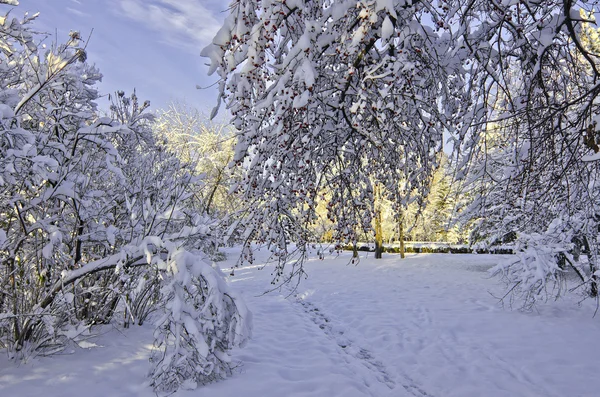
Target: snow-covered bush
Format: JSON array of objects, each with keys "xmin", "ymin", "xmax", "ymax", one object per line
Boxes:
[
  {"xmin": 150, "ymin": 248, "xmax": 251, "ymax": 392},
  {"xmin": 491, "ymin": 216, "xmax": 599, "ymax": 310},
  {"xmin": 491, "ymin": 236, "xmax": 569, "ymax": 311},
  {"xmin": 0, "ymin": 6, "xmax": 251, "ymax": 392}
]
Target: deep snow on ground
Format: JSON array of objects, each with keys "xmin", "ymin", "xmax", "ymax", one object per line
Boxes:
[{"xmin": 2, "ymin": 250, "xmax": 600, "ymax": 397}]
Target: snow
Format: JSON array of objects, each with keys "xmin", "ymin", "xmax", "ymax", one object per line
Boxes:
[
  {"xmin": 2, "ymin": 250, "xmax": 600, "ymax": 396},
  {"xmin": 381, "ymin": 16, "xmax": 394, "ymax": 42},
  {"xmin": 582, "ymin": 151, "xmax": 600, "ymax": 162},
  {"xmin": 0, "ymin": 103, "xmax": 14, "ymax": 119}
]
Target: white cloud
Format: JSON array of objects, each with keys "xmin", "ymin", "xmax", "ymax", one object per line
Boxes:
[
  {"xmin": 66, "ymin": 7, "xmax": 89, "ymax": 17},
  {"xmin": 116, "ymin": 0, "xmax": 224, "ymax": 54}
]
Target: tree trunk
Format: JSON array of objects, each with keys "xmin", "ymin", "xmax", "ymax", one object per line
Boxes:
[
  {"xmin": 398, "ymin": 211, "xmax": 405, "ymax": 259},
  {"xmin": 204, "ymin": 166, "xmax": 225, "ymax": 215},
  {"xmin": 374, "ymin": 185, "xmax": 383, "ymax": 259},
  {"xmin": 580, "ymin": 235, "xmax": 598, "ymax": 297},
  {"xmin": 590, "ymin": 258, "xmax": 598, "ymax": 298}
]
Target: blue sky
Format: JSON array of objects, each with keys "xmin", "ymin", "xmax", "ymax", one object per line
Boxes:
[{"xmin": 16, "ymin": 0, "xmax": 227, "ymax": 114}]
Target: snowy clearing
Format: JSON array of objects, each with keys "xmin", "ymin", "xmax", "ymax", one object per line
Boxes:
[{"xmin": 2, "ymin": 250, "xmax": 600, "ymax": 397}]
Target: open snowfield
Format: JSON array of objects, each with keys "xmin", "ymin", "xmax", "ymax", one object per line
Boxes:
[{"xmin": 2, "ymin": 250, "xmax": 600, "ymax": 397}]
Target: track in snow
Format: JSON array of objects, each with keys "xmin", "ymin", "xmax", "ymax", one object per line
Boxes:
[{"xmin": 292, "ymin": 294, "xmax": 433, "ymax": 397}]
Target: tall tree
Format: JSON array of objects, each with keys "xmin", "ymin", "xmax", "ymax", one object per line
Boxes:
[
  {"xmin": 202, "ymin": 0, "xmax": 469, "ymax": 278},
  {"xmin": 204, "ymin": 0, "xmax": 600, "ymax": 283}
]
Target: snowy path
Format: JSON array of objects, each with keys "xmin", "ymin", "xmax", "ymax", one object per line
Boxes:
[
  {"xmin": 282, "ymin": 253, "xmax": 600, "ymax": 397},
  {"xmin": 291, "ymin": 290, "xmax": 429, "ymax": 396},
  {"xmin": 2, "ymin": 251, "xmax": 600, "ymax": 396}
]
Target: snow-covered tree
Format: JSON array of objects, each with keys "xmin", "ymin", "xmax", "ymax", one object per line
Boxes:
[
  {"xmin": 153, "ymin": 102, "xmax": 240, "ymax": 217},
  {"xmin": 0, "ymin": 6, "xmax": 251, "ymax": 391},
  {"xmin": 202, "ymin": 0, "xmax": 599, "ymax": 282},
  {"xmin": 202, "ymin": 0, "xmax": 469, "ymax": 277},
  {"xmin": 456, "ymin": 5, "xmax": 600, "ymax": 307},
  {"xmin": 400, "ymin": 155, "xmax": 467, "ymax": 243}
]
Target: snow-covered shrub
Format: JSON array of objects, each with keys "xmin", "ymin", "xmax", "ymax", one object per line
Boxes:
[
  {"xmin": 150, "ymin": 248, "xmax": 252, "ymax": 392},
  {"xmin": 490, "ymin": 217, "xmax": 596, "ymax": 310},
  {"xmin": 0, "ymin": 11, "xmax": 108, "ymax": 353},
  {"xmin": 491, "ymin": 236, "xmax": 568, "ymax": 311},
  {"xmin": 0, "ymin": 8, "xmax": 252, "ymax": 391},
  {"xmin": 449, "ymin": 6, "xmax": 600, "ymax": 306}
]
